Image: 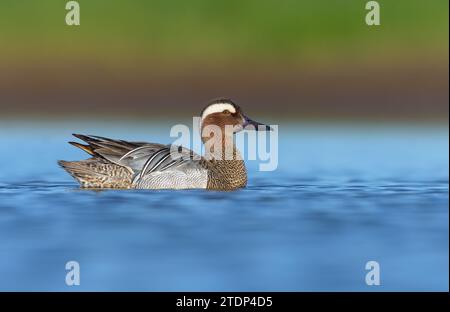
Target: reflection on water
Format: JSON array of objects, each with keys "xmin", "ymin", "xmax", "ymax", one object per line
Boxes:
[{"xmin": 0, "ymin": 122, "xmax": 448, "ymax": 291}]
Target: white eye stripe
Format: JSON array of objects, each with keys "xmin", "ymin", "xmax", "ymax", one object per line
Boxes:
[{"xmin": 201, "ymin": 103, "xmax": 236, "ymax": 120}]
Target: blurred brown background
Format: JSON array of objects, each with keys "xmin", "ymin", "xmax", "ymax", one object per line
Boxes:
[{"xmin": 0, "ymin": 0, "xmax": 448, "ymax": 122}]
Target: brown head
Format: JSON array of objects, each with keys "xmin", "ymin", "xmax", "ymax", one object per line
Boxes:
[
  {"xmin": 199, "ymin": 98, "xmax": 272, "ymax": 162},
  {"xmin": 200, "ymin": 99, "xmax": 271, "ymax": 188},
  {"xmin": 200, "ymin": 98, "xmax": 272, "ymax": 143}
]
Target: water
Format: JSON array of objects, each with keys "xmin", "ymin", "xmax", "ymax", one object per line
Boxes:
[{"xmin": 0, "ymin": 122, "xmax": 448, "ymax": 291}]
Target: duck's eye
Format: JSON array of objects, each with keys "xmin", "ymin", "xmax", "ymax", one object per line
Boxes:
[{"xmin": 223, "ymin": 109, "xmax": 231, "ymax": 115}]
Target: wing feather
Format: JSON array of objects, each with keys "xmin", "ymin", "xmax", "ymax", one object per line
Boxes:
[{"xmin": 70, "ymin": 134, "xmax": 205, "ymax": 183}]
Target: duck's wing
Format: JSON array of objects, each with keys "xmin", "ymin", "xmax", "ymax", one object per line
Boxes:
[
  {"xmin": 71, "ymin": 134, "xmax": 205, "ymax": 178},
  {"xmin": 71, "ymin": 134, "xmax": 163, "ymax": 167},
  {"xmin": 120, "ymin": 144, "xmax": 204, "ymax": 184}
]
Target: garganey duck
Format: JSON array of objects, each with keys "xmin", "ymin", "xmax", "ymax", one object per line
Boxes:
[{"xmin": 59, "ymin": 99, "xmax": 272, "ymax": 190}]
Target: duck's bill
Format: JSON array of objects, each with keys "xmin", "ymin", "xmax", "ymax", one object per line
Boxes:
[{"xmin": 243, "ymin": 117, "xmax": 273, "ymax": 131}]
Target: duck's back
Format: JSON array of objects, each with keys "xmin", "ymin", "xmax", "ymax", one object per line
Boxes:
[{"xmin": 59, "ymin": 134, "xmax": 208, "ymax": 189}]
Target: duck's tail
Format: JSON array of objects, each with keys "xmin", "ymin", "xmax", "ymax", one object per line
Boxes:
[{"xmin": 58, "ymin": 159, "xmax": 133, "ymax": 189}]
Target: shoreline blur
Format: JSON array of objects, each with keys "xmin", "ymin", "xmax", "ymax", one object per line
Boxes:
[
  {"xmin": 0, "ymin": 61, "xmax": 448, "ymax": 122},
  {"xmin": 0, "ymin": 1, "xmax": 448, "ymax": 123}
]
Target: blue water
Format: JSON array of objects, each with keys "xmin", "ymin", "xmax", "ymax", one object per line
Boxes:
[{"xmin": 0, "ymin": 121, "xmax": 448, "ymax": 291}]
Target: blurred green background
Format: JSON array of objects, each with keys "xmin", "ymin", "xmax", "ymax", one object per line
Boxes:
[{"xmin": 0, "ymin": 0, "xmax": 448, "ymax": 121}]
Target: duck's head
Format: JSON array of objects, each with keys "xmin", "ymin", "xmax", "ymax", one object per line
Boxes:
[{"xmin": 200, "ymin": 99, "xmax": 272, "ymax": 138}]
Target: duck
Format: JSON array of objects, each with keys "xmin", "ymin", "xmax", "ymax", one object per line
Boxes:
[{"xmin": 58, "ymin": 98, "xmax": 272, "ymax": 190}]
